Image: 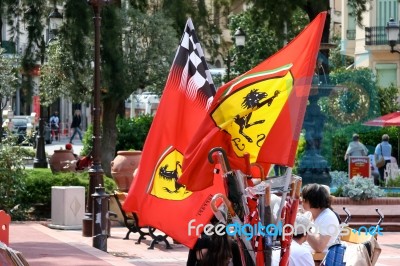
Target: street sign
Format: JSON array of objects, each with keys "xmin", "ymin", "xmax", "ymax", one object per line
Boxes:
[{"xmin": 348, "ymin": 156, "xmax": 370, "ymax": 178}]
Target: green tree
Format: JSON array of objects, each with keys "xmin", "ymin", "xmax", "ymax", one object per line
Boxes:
[
  {"xmin": 0, "ymin": 48, "xmax": 19, "ymax": 143},
  {"xmin": 321, "ymin": 68, "xmax": 380, "ymax": 126},
  {"xmin": 245, "ymin": 0, "xmax": 369, "ymax": 80},
  {"xmin": 377, "ymin": 84, "xmax": 400, "ymax": 115},
  {"xmin": 227, "ymin": 7, "xmax": 309, "ymax": 79},
  {"xmin": 39, "ymin": 2, "xmax": 178, "ymax": 176}
]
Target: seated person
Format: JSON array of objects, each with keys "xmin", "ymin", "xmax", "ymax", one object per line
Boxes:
[
  {"xmin": 289, "ymin": 214, "xmax": 314, "ymax": 266},
  {"xmin": 301, "ymin": 183, "xmax": 340, "ymax": 253},
  {"xmin": 76, "ymin": 151, "xmax": 93, "ymax": 171},
  {"xmin": 187, "ymin": 217, "xmax": 241, "ymax": 266}
]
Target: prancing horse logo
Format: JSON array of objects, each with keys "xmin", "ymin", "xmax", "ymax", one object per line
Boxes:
[
  {"xmin": 150, "ymin": 148, "xmax": 192, "ymax": 200},
  {"xmin": 234, "ymin": 89, "xmax": 280, "ymax": 143},
  {"xmin": 159, "ymin": 161, "xmax": 185, "ymax": 193}
]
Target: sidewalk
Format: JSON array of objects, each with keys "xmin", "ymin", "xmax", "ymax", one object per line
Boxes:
[
  {"xmin": 8, "ymin": 218, "xmax": 400, "ymax": 265},
  {"xmin": 9, "ymin": 222, "xmax": 188, "ymax": 266},
  {"xmin": 45, "ymin": 136, "xmax": 84, "ymax": 157}
]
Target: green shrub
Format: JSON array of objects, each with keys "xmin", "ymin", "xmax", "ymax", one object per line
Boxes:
[
  {"xmin": 342, "ymin": 176, "xmax": 385, "ymax": 200},
  {"xmin": 0, "ymin": 138, "xmax": 27, "ymax": 212},
  {"xmin": 19, "ymin": 147, "xmax": 37, "ymax": 158},
  {"xmin": 81, "ymin": 124, "xmax": 93, "ymax": 156},
  {"xmin": 115, "ymin": 115, "xmax": 153, "ymax": 151},
  {"xmin": 386, "ymin": 192, "xmax": 400, "ymax": 197},
  {"xmin": 14, "ymin": 169, "xmax": 117, "ymax": 220},
  {"xmin": 82, "ymin": 115, "xmax": 153, "ymax": 156},
  {"xmin": 386, "ymin": 175, "xmax": 400, "ymax": 187},
  {"xmin": 330, "ymin": 171, "xmax": 349, "ymax": 188},
  {"xmin": 326, "ymin": 124, "xmax": 400, "ymax": 171}
]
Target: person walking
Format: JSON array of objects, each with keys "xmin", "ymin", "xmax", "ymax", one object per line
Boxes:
[
  {"xmin": 375, "ymin": 134, "xmax": 392, "ymax": 185},
  {"xmin": 344, "ymin": 133, "xmax": 368, "ymax": 161},
  {"xmin": 69, "ymin": 109, "xmax": 83, "ymax": 144},
  {"xmin": 49, "ymin": 111, "xmax": 60, "ymax": 141}
]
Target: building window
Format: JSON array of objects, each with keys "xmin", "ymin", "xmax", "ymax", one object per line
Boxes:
[
  {"xmin": 377, "ymin": 0, "xmax": 398, "ymax": 27},
  {"xmin": 376, "ymin": 63, "xmax": 397, "ymax": 88}
]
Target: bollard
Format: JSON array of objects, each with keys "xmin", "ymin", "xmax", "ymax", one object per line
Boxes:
[{"xmin": 92, "ymin": 185, "xmax": 109, "ymax": 251}]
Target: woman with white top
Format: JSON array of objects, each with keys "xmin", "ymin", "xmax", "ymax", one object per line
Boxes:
[
  {"xmin": 301, "ymin": 183, "xmax": 340, "ymax": 253},
  {"xmin": 375, "ymin": 134, "xmax": 392, "ymax": 185}
]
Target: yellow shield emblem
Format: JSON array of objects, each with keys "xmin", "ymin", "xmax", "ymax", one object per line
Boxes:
[
  {"xmin": 150, "ymin": 149, "xmax": 192, "ymax": 200},
  {"xmin": 212, "ymin": 70, "xmax": 294, "ymax": 162}
]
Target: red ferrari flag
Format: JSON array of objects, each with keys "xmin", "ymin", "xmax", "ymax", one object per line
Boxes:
[
  {"xmin": 123, "ymin": 19, "xmax": 225, "ymax": 248},
  {"xmin": 179, "ymin": 12, "xmax": 327, "ymax": 191}
]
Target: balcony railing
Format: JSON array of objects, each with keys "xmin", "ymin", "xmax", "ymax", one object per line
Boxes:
[
  {"xmin": 346, "ymin": 30, "xmax": 356, "ymax": 40},
  {"xmin": 0, "ymin": 41, "xmax": 16, "ymax": 54},
  {"xmin": 365, "ymin": 26, "xmax": 394, "ymax": 46}
]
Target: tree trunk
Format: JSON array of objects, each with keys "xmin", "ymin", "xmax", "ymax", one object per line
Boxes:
[{"xmin": 101, "ymin": 97, "xmax": 119, "ymax": 177}]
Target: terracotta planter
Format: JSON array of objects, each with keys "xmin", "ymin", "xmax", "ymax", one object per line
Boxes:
[
  {"xmin": 49, "ymin": 150, "xmax": 76, "ymax": 174},
  {"xmin": 111, "ymin": 151, "xmax": 142, "ymax": 192}
]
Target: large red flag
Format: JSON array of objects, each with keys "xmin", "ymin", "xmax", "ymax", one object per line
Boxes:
[
  {"xmin": 123, "ymin": 19, "xmax": 225, "ymax": 248},
  {"xmin": 179, "ymin": 12, "xmax": 327, "ymax": 191}
]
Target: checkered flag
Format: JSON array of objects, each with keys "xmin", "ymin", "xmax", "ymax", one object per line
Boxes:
[{"xmin": 169, "ymin": 19, "xmax": 216, "ymax": 110}]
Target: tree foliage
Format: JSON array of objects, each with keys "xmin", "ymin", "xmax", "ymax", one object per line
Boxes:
[
  {"xmin": 40, "ymin": 40, "xmax": 93, "ymax": 106},
  {"xmin": 0, "ymin": 48, "xmax": 19, "ymax": 141},
  {"xmin": 246, "ymin": 0, "xmax": 368, "ymax": 32},
  {"xmin": 0, "ymin": 48, "xmax": 19, "ymax": 102},
  {"xmin": 377, "ymin": 84, "xmax": 400, "ymax": 115},
  {"xmin": 46, "ymin": 2, "xmax": 177, "ymax": 176},
  {"xmin": 121, "ymin": 8, "xmax": 178, "ymax": 96},
  {"xmin": 323, "ymin": 68, "xmax": 380, "ymax": 126},
  {"xmin": 227, "ymin": 7, "xmax": 309, "ymax": 78}
]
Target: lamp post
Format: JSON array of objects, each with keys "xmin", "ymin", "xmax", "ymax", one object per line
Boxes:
[
  {"xmin": 82, "ymin": 0, "xmax": 111, "ymax": 251},
  {"xmin": 386, "ymin": 18, "xmax": 400, "ymax": 160},
  {"xmin": 386, "ymin": 18, "xmax": 400, "ymax": 54},
  {"xmin": 225, "ymin": 28, "xmax": 246, "ymax": 81},
  {"xmin": 33, "ymin": 4, "xmax": 63, "ymax": 168}
]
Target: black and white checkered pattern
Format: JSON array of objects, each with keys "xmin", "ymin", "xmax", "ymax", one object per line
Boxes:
[{"xmin": 173, "ymin": 19, "xmax": 215, "ymax": 109}]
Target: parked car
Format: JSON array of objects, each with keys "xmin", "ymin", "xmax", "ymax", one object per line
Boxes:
[
  {"xmin": 2, "ymin": 116, "xmax": 34, "ymax": 145},
  {"xmin": 2, "ymin": 116, "xmax": 51, "ymax": 146}
]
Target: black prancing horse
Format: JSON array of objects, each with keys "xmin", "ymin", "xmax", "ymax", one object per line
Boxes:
[
  {"xmin": 159, "ymin": 161, "xmax": 185, "ymax": 193},
  {"xmin": 234, "ymin": 89, "xmax": 280, "ymax": 142}
]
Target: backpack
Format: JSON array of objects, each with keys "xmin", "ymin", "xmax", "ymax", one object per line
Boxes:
[{"xmin": 321, "ymin": 243, "xmax": 347, "ymax": 266}]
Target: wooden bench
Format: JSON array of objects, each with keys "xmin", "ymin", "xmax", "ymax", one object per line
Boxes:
[
  {"xmin": 113, "ymin": 191, "xmax": 172, "ymax": 249},
  {"xmin": 113, "ymin": 191, "xmax": 150, "ymax": 244}
]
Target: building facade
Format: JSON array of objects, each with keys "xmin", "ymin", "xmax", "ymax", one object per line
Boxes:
[
  {"xmin": 341, "ymin": 0, "xmax": 400, "ymax": 88},
  {"xmin": 1, "ymin": 3, "xmax": 89, "ymax": 135}
]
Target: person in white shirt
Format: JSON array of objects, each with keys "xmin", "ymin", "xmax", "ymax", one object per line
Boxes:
[
  {"xmin": 375, "ymin": 134, "xmax": 392, "ymax": 184},
  {"xmin": 301, "ymin": 183, "xmax": 340, "ymax": 253},
  {"xmin": 289, "ymin": 214, "xmax": 314, "ymax": 266},
  {"xmin": 344, "ymin": 133, "xmax": 368, "ymax": 161}
]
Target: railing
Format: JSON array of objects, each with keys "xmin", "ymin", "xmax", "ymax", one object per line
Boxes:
[{"xmin": 365, "ymin": 26, "xmax": 395, "ymax": 46}]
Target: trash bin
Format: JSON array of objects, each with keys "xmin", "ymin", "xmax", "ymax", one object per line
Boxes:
[{"xmin": 48, "ymin": 186, "xmax": 85, "ymax": 230}]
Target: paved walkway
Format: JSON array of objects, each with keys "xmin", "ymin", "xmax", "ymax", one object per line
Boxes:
[
  {"xmin": 7, "ymin": 217, "xmax": 400, "ymax": 266},
  {"xmin": 9, "ymin": 222, "xmax": 188, "ymax": 266},
  {"xmin": 16, "ymin": 139, "xmax": 400, "ymax": 265}
]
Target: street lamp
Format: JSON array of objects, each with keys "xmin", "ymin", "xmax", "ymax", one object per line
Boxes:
[
  {"xmin": 386, "ymin": 18, "xmax": 400, "ymax": 54},
  {"xmin": 33, "ymin": 4, "xmax": 63, "ymax": 168},
  {"xmin": 82, "ymin": 0, "xmax": 111, "ymax": 251},
  {"xmin": 225, "ymin": 28, "xmax": 246, "ymax": 80},
  {"xmin": 48, "ymin": 5, "xmax": 63, "ymax": 41}
]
